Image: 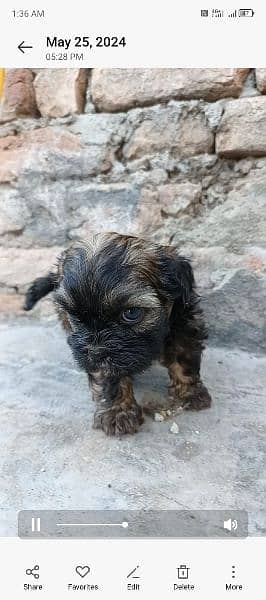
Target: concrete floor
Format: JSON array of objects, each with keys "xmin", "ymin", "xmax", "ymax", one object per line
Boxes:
[{"xmin": 0, "ymin": 319, "xmax": 265, "ymax": 536}]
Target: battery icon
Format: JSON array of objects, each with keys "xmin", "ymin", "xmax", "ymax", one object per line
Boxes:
[{"xmin": 238, "ymin": 9, "xmax": 255, "ymax": 17}]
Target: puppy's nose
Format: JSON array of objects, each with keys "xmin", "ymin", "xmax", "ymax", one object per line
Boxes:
[{"xmin": 87, "ymin": 345, "xmax": 106, "ymax": 359}]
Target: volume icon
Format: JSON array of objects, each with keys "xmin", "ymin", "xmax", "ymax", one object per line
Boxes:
[{"xmin": 224, "ymin": 518, "xmax": 238, "ymax": 532}]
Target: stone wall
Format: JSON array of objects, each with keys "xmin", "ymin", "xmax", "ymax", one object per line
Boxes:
[{"xmin": 0, "ymin": 68, "xmax": 265, "ymax": 351}]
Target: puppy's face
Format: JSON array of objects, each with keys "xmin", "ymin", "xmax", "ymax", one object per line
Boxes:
[{"xmin": 54, "ymin": 233, "xmax": 193, "ymax": 376}]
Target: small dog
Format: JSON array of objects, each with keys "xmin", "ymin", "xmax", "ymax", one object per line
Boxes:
[{"xmin": 24, "ymin": 233, "xmax": 212, "ymax": 435}]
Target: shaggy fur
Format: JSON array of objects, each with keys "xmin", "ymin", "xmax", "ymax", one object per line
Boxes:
[{"xmin": 24, "ymin": 233, "xmax": 212, "ymax": 435}]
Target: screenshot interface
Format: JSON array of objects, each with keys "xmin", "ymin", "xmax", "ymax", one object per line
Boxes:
[{"xmin": 0, "ymin": 1, "xmax": 265, "ymax": 597}]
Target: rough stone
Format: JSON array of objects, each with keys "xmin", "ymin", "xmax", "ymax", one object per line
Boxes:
[
  {"xmin": 0, "ymin": 117, "xmax": 50, "ymax": 139},
  {"xmin": 0, "ymin": 188, "xmax": 30, "ymax": 235},
  {"xmin": 133, "ymin": 188, "xmax": 163, "ymax": 236},
  {"xmin": 216, "ymin": 97, "xmax": 266, "ymax": 157},
  {"xmin": 91, "ymin": 69, "xmax": 250, "ymax": 111},
  {"xmin": 68, "ymin": 113, "xmax": 126, "ymax": 146},
  {"xmin": 34, "ymin": 69, "xmax": 89, "ymax": 117},
  {"xmin": 0, "ymin": 69, "xmax": 39, "ymax": 122},
  {"xmin": 172, "ymin": 169, "xmax": 266, "ymax": 251},
  {"xmin": 202, "ymin": 100, "xmax": 225, "ymax": 130},
  {"xmin": 0, "ymin": 294, "xmax": 25, "ymax": 316},
  {"xmin": 0, "ymin": 248, "xmax": 61, "ymax": 292},
  {"xmin": 165, "ymin": 169, "xmax": 266, "ymax": 352},
  {"xmin": 67, "ymin": 183, "xmax": 141, "ymax": 240},
  {"xmin": 240, "ymin": 70, "xmax": 259, "ymax": 98},
  {"xmin": 123, "ymin": 105, "xmax": 214, "ymax": 160},
  {"xmin": 0, "ymin": 127, "xmax": 110, "ymax": 182},
  {"xmin": 202, "ymin": 270, "xmax": 266, "ymax": 352},
  {"xmin": 127, "ymin": 167, "xmax": 168, "ymax": 188},
  {"xmin": 159, "ymin": 182, "xmax": 202, "ymax": 217},
  {"xmin": 255, "ymin": 69, "xmax": 266, "ymax": 93},
  {"xmin": 0, "ymin": 182, "xmax": 141, "ymax": 247},
  {"xmin": 0, "ymin": 294, "xmax": 55, "ymax": 320},
  {"xmin": 181, "ymin": 246, "xmax": 266, "ymax": 292}
]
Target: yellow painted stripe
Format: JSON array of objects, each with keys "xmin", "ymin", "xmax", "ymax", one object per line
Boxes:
[{"xmin": 0, "ymin": 68, "xmax": 5, "ymax": 97}]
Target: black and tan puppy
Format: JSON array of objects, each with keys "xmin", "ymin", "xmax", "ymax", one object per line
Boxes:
[{"xmin": 24, "ymin": 233, "xmax": 212, "ymax": 435}]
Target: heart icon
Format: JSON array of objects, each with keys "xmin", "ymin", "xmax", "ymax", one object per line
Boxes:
[{"xmin": 76, "ymin": 565, "xmax": 90, "ymax": 578}]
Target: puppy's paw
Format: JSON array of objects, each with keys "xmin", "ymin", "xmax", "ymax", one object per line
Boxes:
[
  {"xmin": 169, "ymin": 381, "xmax": 212, "ymax": 411},
  {"xmin": 93, "ymin": 403, "xmax": 144, "ymax": 436}
]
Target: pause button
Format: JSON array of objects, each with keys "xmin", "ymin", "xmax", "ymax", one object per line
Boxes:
[{"xmin": 31, "ymin": 517, "xmax": 41, "ymax": 533}]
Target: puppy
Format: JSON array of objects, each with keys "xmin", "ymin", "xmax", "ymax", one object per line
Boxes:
[{"xmin": 24, "ymin": 233, "xmax": 212, "ymax": 435}]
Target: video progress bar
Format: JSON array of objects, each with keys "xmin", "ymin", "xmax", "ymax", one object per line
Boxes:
[{"xmin": 56, "ymin": 521, "xmax": 129, "ymax": 528}]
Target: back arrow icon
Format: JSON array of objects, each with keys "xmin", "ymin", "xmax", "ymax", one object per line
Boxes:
[{"xmin": 18, "ymin": 41, "xmax": 33, "ymax": 54}]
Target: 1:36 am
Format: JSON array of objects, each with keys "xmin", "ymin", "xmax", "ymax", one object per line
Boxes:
[{"xmin": 12, "ymin": 9, "xmax": 45, "ymax": 17}]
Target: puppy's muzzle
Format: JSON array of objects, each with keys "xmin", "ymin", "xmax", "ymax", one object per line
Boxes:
[
  {"xmin": 87, "ymin": 344, "xmax": 107, "ymax": 360},
  {"xmin": 86, "ymin": 344, "xmax": 110, "ymax": 369}
]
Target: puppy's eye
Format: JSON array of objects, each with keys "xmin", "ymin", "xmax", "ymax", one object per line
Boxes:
[{"xmin": 121, "ymin": 307, "xmax": 144, "ymax": 323}]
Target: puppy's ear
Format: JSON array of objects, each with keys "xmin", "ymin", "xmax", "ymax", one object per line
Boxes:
[{"xmin": 156, "ymin": 247, "xmax": 194, "ymax": 306}]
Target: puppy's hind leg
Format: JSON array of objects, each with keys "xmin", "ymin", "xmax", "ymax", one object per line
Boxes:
[
  {"xmin": 167, "ymin": 360, "xmax": 212, "ymax": 411},
  {"xmin": 24, "ymin": 272, "xmax": 57, "ymax": 311},
  {"xmin": 163, "ymin": 304, "xmax": 212, "ymax": 411},
  {"xmin": 90, "ymin": 372, "xmax": 144, "ymax": 436}
]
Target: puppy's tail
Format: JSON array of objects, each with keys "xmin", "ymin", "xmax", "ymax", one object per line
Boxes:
[{"xmin": 24, "ymin": 272, "xmax": 57, "ymax": 311}]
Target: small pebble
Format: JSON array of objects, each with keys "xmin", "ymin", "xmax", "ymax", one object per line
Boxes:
[
  {"xmin": 166, "ymin": 409, "xmax": 172, "ymax": 416},
  {"xmin": 170, "ymin": 422, "xmax": 179, "ymax": 434},
  {"xmin": 154, "ymin": 412, "xmax": 165, "ymax": 422}
]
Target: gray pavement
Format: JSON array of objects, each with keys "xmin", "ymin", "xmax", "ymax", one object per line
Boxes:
[{"xmin": 0, "ymin": 319, "xmax": 265, "ymax": 536}]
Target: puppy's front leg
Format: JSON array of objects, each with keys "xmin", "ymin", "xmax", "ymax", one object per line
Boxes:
[{"xmin": 90, "ymin": 372, "xmax": 143, "ymax": 436}]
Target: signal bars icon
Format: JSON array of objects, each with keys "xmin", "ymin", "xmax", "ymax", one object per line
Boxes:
[{"xmin": 31, "ymin": 517, "xmax": 41, "ymax": 533}]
